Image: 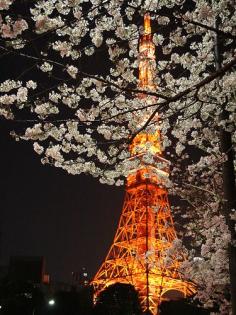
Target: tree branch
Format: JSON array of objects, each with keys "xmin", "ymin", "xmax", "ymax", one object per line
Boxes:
[
  {"xmin": 181, "ymin": 17, "xmax": 236, "ymax": 41},
  {"xmin": 132, "ymin": 54, "xmax": 236, "ymax": 140},
  {"xmin": 0, "ymin": 45, "xmax": 168, "ymax": 100}
]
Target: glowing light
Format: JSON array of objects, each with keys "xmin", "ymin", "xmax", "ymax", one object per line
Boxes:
[{"xmin": 48, "ymin": 299, "xmax": 55, "ymax": 306}]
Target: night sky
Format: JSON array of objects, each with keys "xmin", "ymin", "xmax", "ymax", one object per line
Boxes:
[
  {"xmin": 0, "ymin": 3, "xmax": 181, "ymax": 288},
  {"xmin": 0, "ymin": 121, "xmax": 124, "ymax": 282},
  {"xmin": 0, "ymin": 4, "xmax": 130, "ymax": 285}
]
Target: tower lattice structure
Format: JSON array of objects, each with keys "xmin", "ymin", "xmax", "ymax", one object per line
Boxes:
[{"xmin": 92, "ymin": 14, "xmax": 195, "ymax": 315}]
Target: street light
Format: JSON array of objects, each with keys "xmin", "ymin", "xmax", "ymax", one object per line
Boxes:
[{"xmin": 48, "ymin": 299, "xmax": 55, "ymax": 306}]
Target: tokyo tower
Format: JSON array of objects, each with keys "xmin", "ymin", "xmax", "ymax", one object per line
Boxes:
[{"xmin": 92, "ymin": 14, "xmax": 195, "ymax": 315}]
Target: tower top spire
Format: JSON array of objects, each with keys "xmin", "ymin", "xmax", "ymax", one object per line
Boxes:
[
  {"xmin": 138, "ymin": 13, "xmax": 155, "ymax": 90},
  {"xmin": 144, "ymin": 13, "xmax": 151, "ymax": 35}
]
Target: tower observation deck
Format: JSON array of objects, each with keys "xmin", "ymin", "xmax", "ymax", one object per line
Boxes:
[{"xmin": 91, "ymin": 14, "xmax": 196, "ymax": 315}]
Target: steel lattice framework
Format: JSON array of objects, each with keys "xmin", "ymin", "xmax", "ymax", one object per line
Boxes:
[{"xmin": 91, "ymin": 14, "xmax": 196, "ymax": 315}]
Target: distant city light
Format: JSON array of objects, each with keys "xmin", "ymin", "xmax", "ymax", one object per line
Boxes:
[{"xmin": 48, "ymin": 299, "xmax": 55, "ymax": 306}]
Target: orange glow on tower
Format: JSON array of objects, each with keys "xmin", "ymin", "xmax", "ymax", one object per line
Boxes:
[{"xmin": 92, "ymin": 13, "xmax": 195, "ymax": 315}]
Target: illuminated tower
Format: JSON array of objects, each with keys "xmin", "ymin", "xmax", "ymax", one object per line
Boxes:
[{"xmin": 92, "ymin": 14, "xmax": 195, "ymax": 315}]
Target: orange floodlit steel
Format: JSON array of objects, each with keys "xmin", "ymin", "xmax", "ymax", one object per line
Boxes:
[{"xmin": 92, "ymin": 13, "xmax": 196, "ymax": 315}]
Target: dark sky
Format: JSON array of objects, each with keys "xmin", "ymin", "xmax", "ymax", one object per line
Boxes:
[
  {"xmin": 0, "ymin": 4, "xmax": 127, "ymax": 285},
  {"xmin": 0, "ymin": 4, "xmax": 185, "ymax": 287},
  {"xmin": 0, "ymin": 122, "xmax": 124, "ymax": 283}
]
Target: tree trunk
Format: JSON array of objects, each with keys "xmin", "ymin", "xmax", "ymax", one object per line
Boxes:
[
  {"xmin": 215, "ymin": 17, "xmax": 236, "ymax": 315},
  {"xmin": 220, "ymin": 119, "xmax": 236, "ymax": 315},
  {"xmin": 220, "ymin": 118, "xmax": 236, "ymax": 315}
]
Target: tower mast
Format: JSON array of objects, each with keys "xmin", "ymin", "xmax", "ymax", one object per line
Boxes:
[{"xmin": 139, "ymin": 13, "xmax": 155, "ymax": 90}]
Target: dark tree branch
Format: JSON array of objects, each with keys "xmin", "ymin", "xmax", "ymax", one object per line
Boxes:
[
  {"xmin": 0, "ymin": 45, "xmax": 168, "ymax": 100},
  {"xmin": 131, "ymin": 54, "xmax": 236, "ymax": 141},
  {"xmin": 178, "ymin": 15, "xmax": 236, "ymax": 41}
]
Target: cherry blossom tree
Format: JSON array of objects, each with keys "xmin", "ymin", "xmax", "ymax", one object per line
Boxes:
[{"xmin": 0, "ymin": 0, "xmax": 235, "ymax": 314}]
